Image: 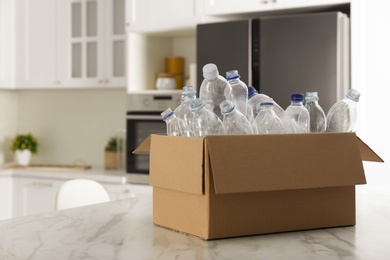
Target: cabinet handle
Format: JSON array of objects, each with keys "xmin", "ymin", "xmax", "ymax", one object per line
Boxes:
[
  {"xmin": 105, "ymin": 79, "xmax": 110, "ymax": 84},
  {"xmin": 55, "ymin": 81, "xmax": 61, "ymax": 84},
  {"xmin": 260, "ymin": 0, "xmax": 268, "ymax": 3},
  {"xmin": 31, "ymin": 182, "xmax": 53, "ymax": 187}
]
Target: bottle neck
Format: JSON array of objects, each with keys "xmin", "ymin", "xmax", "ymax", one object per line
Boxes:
[
  {"xmin": 291, "ymin": 101, "xmax": 304, "ymax": 106},
  {"xmin": 306, "ymin": 100, "xmax": 319, "ymax": 105}
]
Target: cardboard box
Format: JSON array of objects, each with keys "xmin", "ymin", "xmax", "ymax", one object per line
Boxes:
[{"xmin": 134, "ymin": 132, "xmax": 383, "ymax": 240}]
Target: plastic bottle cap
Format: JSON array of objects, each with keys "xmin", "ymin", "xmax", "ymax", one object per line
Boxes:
[
  {"xmin": 182, "ymin": 86, "xmax": 196, "ymax": 96},
  {"xmin": 346, "ymin": 89, "xmax": 360, "ymax": 102},
  {"xmin": 203, "ymin": 63, "xmax": 219, "ymax": 81},
  {"xmin": 290, "ymin": 93, "xmax": 304, "ymax": 102},
  {"xmin": 248, "ymin": 86, "xmax": 258, "ymax": 99},
  {"xmin": 161, "ymin": 108, "xmax": 174, "ymax": 121},
  {"xmin": 226, "ymin": 70, "xmax": 240, "ymax": 81},
  {"xmin": 305, "ymin": 92, "xmax": 319, "ymax": 102}
]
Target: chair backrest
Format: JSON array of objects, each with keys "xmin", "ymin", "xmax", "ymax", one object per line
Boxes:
[{"xmin": 56, "ymin": 179, "xmax": 110, "ymax": 210}]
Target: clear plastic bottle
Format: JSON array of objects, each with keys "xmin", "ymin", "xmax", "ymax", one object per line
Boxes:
[
  {"xmin": 254, "ymin": 102, "xmax": 284, "ymax": 134},
  {"xmin": 199, "ymin": 63, "xmax": 232, "ymax": 120},
  {"xmin": 174, "ymin": 86, "xmax": 197, "ymax": 127},
  {"xmin": 247, "ymin": 86, "xmax": 272, "ymax": 118},
  {"xmin": 248, "ymin": 86, "xmax": 294, "ymax": 133},
  {"xmin": 326, "ymin": 89, "xmax": 360, "ymax": 132},
  {"xmin": 161, "ymin": 108, "xmax": 193, "ymax": 137},
  {"xmin": 190, "ymin": 98, "xmax": 226, "ymax": 137},
  {"xmin": 285, "ymin": 93, "xmax": 310, "ymax": 133},
  {"xmin": 305, "ymin": 92, "xmax": 327, "ymax": 132},
  {"xmin": 226, "ymin": 70, "xmax": 248, "ymax": 117},
  {"xmin": 220, "ymin": 100, "xmax": 254, "ymax": 135}
]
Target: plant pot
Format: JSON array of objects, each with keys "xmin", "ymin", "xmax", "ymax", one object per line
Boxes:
[
  {"xmin": 104, "ymin": 151, "xmax": 122, "ymax": 170},
  {"xmin": 15, "ymin": 149, "xmax": 32, "ymax": 166}
]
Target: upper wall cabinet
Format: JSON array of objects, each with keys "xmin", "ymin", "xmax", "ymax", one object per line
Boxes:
[
  {"xmin": 0, "ymin": 0, "xmax": 62, "ymax": 89},
  {"xmin": 204, "ymin": 0, "xmax": 350, "ymax": 16},
  {"xmin": 0, "ymin": 0, "xmax": 126, "ymax": 89},
  {"xmin": 63, "ymin": 0, "xmax": 126, "ymax": 88},
  {"xmin": 126, "ymin": 0, "xmax": 200, "ymax": 33}
]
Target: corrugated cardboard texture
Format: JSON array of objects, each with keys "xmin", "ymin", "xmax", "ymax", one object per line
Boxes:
[
  {"xmin": 206, "ymin": 133, "xmax": 367, "ymax": 194},
  {"xmin": 149, "ymin": 135, "xmax": 204, "ymax": 195}
]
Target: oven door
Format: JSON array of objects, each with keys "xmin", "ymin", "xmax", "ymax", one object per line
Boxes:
[{"xmin": 126, "ymin": 112, "xmax": 165, "ymax": 174}]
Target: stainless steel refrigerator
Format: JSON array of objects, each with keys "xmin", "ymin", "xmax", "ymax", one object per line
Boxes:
[{"xmin": 196, "ymin": 11, "xmax": 350, "ymax": 113}]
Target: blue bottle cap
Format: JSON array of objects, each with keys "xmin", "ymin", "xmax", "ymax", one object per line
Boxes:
[
  {"xmin": 248, "ymin": 86, "xmax": 258, "ymax": 99},
  {"xmin": 290, "ymin": 93, "xmax": 304, "ymax": 102}
]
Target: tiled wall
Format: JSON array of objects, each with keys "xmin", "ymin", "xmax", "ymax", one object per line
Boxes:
[{"xmin": 1, "ymin": 89, "xmax": 126, "ymax": 167}]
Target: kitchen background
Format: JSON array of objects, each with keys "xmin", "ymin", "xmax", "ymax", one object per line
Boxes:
[
  {"xmin": 0, "ymin": 0, "xmax": 389, "ymax": 179},
  {"xmin": 0, "ymin": 89, "xmax": 126, "ymax": 166}
]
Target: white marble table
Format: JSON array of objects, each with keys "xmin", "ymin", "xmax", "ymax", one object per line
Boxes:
[{"xmin": 1, "ymin": 171, "xmax": 390, "ymax": 260}]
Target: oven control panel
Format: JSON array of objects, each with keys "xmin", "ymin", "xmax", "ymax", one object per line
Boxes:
[{"xmin": 127, "ymin": 90, "xmax": 182, "ymax": 112}]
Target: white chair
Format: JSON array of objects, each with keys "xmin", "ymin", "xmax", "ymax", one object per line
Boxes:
[{"xmin": 56, "ymin": 179, "xmax": 110, "ymax": 210}]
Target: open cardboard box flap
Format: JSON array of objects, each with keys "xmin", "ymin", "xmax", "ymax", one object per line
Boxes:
[
  {"xmin": 133, "ymin": 133, "xmax": 382, "ymax": 195},
  {"xmin": 134, "ymin": 134, "xmax": 205, "ymax": 195}
]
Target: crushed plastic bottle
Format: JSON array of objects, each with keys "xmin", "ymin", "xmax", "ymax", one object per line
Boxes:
[
  {"xmin": 174, "ymin": 86, "xmax": 197, "ymax": 127},
  {"xmin": 254, "ymin": 102, "xmax": 284, "ymax": 134},
  {"xmin": 161, "ymin": 108, "xmax": 193, "ymax": 136},
  {"xmin": 199, "ymin": 63, "xmax": 232, "ymax": 120},
  {"xmin": 190, "ymin": 98, "xmax": 226, "ymax": 137},
  {"xmin": 305, "ymin": 92, "xmax": 327, "ymax": 132},
  {"xmin": 285, "ymin": 93, "xmax": 310, "ymax": 133},
  {"xmin": 226, "ymin": 70, "xmax": 248, "ymax": 117},
  {"xmin": 220, "ymin": 100, "xmax": 254, "ymax": 135},
  {"xmin": 326, "ymin": 89, "xmax": 360, "ymax": 132}
]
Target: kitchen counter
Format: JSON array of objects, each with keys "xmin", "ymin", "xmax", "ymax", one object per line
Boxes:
[
  {"xmin": 1, "ymin": 174, "xmax": 390, "ymax": 260},
  {"xmin": 0, "ymin": 166, "xmax": 149, "ymax": 185}
]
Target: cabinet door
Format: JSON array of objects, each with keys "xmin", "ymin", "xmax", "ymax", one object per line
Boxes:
[
  {"xmin": 13, "ymin": 177, "xmax": 63, "ymax": 218},
  {"xmin": 64, "ymin": 0, "xmax": 126, "ymax": 88},
  {"xmin": 204, "ymin": 0, "xmax": 274, "ymax": 16},
  {"xmin": 63, "ymin": 0, "xmax": 103, "ymax": 88},
  {"xmin": 102, "ymin": 0, "xmax": 127, "ymax": 87},
  {"xmin": 16, "ymin": 0, "xmax": 62, "ymax": 88},
  {"xmin": 128, "ymin": 0, "xmax": 198, "ymax": 32},
  {"xmin": 272, "ymin": 0, "xmax": 350, "ymax": 10}
]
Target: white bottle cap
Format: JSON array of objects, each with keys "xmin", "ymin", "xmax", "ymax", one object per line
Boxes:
[{"xmin": 202, "ymin": 63, "xmax": 219, "ymax": 81}]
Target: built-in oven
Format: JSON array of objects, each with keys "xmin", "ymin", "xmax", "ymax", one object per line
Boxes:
[{"xmin": 126, "ymin": 90, "xmax": 181, "ymax": 183}]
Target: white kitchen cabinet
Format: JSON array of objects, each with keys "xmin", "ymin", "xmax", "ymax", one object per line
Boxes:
[
  {"xmin": 0, "ymin": 0, "xmax": 63, "ymax": 89},
  {"xmin": 12, "ymin": 177, "xmax": 64, "ymax": 218},
  {"xmin": 127, "ymin": 0, "xmax": 200, "ymax": 33},
  {"xmin": 203, "ymin": 0, "xmax": 350, "ymax": 16},
  {"xmin": 63, "ymin": 0, "xmax": 126, "ymax": 88},
  {"xmin": 0, "ymin": 175, "xmax": 13, "ymax": 220}
]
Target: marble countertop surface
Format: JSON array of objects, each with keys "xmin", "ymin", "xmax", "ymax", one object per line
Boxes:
[{"xmin": 1, "ymin": 177, "xmax": 390, "ymax": 260}]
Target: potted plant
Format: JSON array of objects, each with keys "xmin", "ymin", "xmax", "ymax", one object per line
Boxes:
[
  {"xmin": 9, "ymin": 133, "xmax": 39, "ymax": 166},
  {"xmin": 104, "ymin": 136, "xmax": 123, "ymax": 170}
]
